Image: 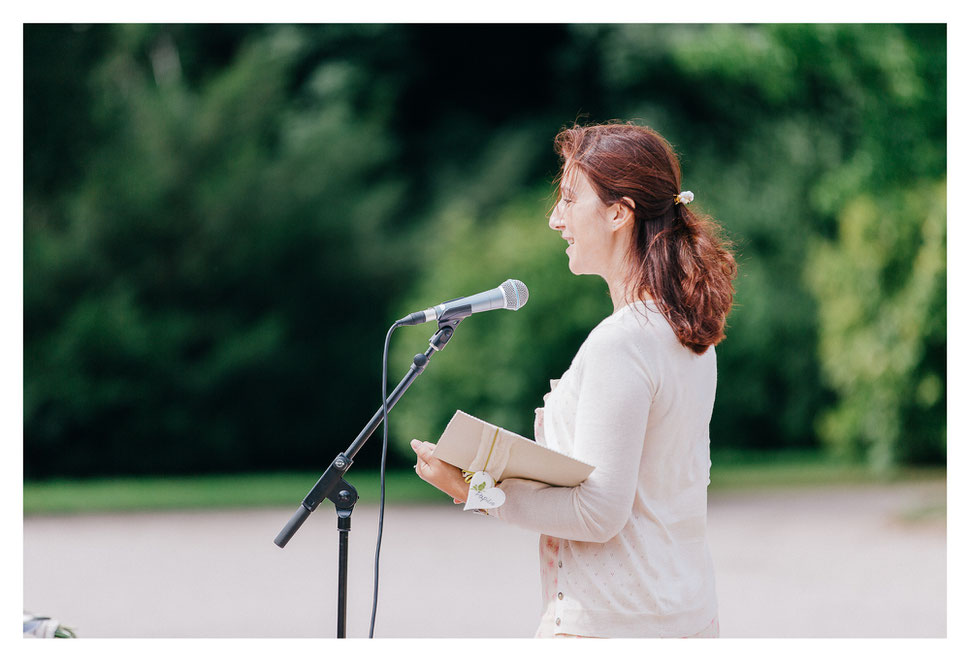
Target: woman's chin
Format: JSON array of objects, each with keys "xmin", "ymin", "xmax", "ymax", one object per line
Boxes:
[{"xmin": 565, "ymin": 246, "xmax": 587, "ymax": 275}]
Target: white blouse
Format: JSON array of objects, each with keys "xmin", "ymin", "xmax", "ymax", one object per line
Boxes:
[{"xmin": 491, "ymin": 300, "xmax": 719, "ymax": 637}]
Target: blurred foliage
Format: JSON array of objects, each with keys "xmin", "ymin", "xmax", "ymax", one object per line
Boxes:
[
  {"xmin": 24, "ymin": 24, "xmax": 945, "ymax": 478},
  {"xmin": 25, "ymin": 25, "xmax": 409, "ymax": 475},
  {"xmin": 807, "ymin": 182, "xmax": 946, "ymax": 471}
]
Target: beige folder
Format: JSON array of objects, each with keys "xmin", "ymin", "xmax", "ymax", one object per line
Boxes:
[{"xmin": 432, "ymin": 410, "xmax": 595, "ymax": 486}]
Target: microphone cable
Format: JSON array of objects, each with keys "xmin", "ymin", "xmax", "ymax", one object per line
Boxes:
[{"xmin": 369, "ymin": 320, "xmax": 402, "ymax": 638}]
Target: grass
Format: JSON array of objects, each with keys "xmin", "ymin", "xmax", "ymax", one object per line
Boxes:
[
  {"xmin": 23, "ymin": 451, "xmax": 945, "ymax": 516},
  {"xmin": 23, "ymin": 470, "xmax": 445, "ymax": 515},
  {"xmin": 708, "ymin": 449, "xmax": 945, "ymax": 490}
]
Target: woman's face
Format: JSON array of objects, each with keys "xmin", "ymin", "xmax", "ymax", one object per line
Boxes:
[{"xmin": 549, "ymin": 165, "xmax": 617, "ymax": 277}]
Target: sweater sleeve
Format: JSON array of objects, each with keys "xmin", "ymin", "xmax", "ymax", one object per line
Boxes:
[{"xmin": 491, "ymin": 323, "xmax": 655, "ymax": 543}]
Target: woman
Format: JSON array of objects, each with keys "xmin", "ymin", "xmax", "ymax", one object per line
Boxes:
[{"xmin": 410, "ymin": 122, "xmax": 737, "ymax": 638}]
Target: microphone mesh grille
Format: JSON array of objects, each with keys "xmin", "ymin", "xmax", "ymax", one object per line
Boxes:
[{"xmin": 501, "ymin": 279, "xmax": 530, "ymax": 310}]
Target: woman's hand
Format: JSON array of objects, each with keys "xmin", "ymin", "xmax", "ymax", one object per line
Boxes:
[{"xmin": 411, "ymin": 439, "xmax": 469, "ymax": 503}]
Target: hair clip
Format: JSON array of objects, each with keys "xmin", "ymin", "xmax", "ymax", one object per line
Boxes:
[{"xmin": 674, "ymin": 191, "xmax": 694, "ymax": 205}]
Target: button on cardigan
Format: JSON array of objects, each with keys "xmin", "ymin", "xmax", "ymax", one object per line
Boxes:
[{"xmin": 491, "ymin": 300, "xmax": 719, "ymax": 637}]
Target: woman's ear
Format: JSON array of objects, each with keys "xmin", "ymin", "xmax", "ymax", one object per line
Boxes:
[{"xmin": 611, "ymin": 197, "xmax": 636, "ymax": 231}]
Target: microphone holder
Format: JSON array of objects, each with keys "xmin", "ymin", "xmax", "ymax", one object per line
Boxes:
[{"xmin": 273, "ymin": 318, "xmax": 463, "ymax": 638}]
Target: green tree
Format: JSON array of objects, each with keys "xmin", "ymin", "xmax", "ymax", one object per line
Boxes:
[
  {"xmin": 806, "ymin": 183, "xmax": 945, "ymax": 471},
  {"xmin": 25, "ymin": 24, "xmax": 945, "ymax": 478},
  {"xmin": 24, "ymin": 25, "xmax": 407, "ymax": 476}
]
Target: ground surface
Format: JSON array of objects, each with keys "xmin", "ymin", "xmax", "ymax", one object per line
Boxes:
[{"xmin": 23, "ymin": 480, "xmax": 946, "ymax": 638}]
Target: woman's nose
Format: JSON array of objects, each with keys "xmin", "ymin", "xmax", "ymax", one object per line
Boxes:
[{"xmin": 549, "ymin": 207, "xmax": 565, "ymax": 231}]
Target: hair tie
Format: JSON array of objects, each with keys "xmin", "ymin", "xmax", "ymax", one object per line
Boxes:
[{"xmin": 674, "ymin": 191, "xmax": 694, "ymax": 206}]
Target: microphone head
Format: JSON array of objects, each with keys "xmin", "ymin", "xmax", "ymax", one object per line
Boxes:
[{"xmin": 500, "ymin": 279, "xmax": 529, "ymax": 311}]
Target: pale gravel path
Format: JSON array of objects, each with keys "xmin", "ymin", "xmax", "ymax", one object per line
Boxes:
[{"xmin": 23, "ymin": 480, "xmax": 945, "ymax": 638}]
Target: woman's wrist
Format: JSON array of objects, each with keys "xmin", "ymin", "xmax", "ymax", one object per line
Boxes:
[{"xmin": 449, "ymin": 472, "xmax": 469, "ymax": 502}]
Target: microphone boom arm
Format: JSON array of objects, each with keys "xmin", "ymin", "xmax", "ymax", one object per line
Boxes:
[{"xmin": 274, "ymin": 318, "xmax": 462, "ymax": 548}]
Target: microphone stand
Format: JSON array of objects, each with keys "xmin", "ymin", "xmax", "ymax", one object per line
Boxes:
[{"xmin": 273, "ymin": 317, "xmax": 462, "ymax": 638}]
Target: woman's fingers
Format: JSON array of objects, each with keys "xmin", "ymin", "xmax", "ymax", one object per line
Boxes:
[
  {"xmin": 410, "ymin": 439, "xmax": 465, "ymax": 501},
  {"xmin": 410, "ymin": 440, "xmax": 439, "ymax": 478},
  {"xmin": 410, "ymin": 439, "xmax": 436, "ymax": 462}
]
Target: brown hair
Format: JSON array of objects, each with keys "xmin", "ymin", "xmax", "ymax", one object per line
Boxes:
[{"xmin": 554, "ymin": 121, "xmax": 737, "ymax": 354}]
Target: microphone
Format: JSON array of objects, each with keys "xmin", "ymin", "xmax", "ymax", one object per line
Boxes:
[{"xmin": 396, "ymin": 279, "xmax": 529, "ymax": 326}]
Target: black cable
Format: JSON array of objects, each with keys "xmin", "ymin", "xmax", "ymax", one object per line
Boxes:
[{"xmin": 369, "ymin": 321, "xmax": 401, "ymax": 638}]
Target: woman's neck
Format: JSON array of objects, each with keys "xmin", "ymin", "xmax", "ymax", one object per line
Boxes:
[
  {"xmin": 607, "ymin": 279, "xmax": 643, "ymax": 313},
  {"xmin": 604, "ymin": 259, "xmax": 641, "ymax": 312},
  {"xmin": 603, "ymin": 234, "xmax": 646, "ymax": 312}
]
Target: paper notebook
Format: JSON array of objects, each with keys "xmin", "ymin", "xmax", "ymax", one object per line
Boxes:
[{"xmin": 432, "ymin": 410, "xmax": 595, "ymax": 487}]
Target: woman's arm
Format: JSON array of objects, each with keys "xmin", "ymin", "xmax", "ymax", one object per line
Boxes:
[
  {"xmin": 492, "ymin": 324, "xmax": 655, "ymax": 542},
  {"xmin": 409, "ymin": 322, "xmax": 655, "ymax": 541}
]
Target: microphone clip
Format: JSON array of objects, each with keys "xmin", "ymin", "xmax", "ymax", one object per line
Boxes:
[{"xmin": 429, "ymin": 317, "xmax": 462, "ymax": 352}]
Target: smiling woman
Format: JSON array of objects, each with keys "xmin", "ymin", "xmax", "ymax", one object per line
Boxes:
[
  {"xmin": 550, "ymin": 167, "xmax": 624, "ymax": 279},
  {"xmin": 551, "ymin": 123, "xmax": 737, "ymax": 353},
  {"xmin": 411, "ymin": 121, "xmax": 738, "ymax": 638}
]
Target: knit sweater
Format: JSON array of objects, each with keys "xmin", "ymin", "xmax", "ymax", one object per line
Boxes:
[{"xmin": 491, "ymin": 300, "xmax": 719, "ymax": 637}]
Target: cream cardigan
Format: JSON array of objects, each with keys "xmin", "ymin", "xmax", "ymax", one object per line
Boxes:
[{"xmin": 491, "ymin": 300, "xmax": 719, "ymax": 637}]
